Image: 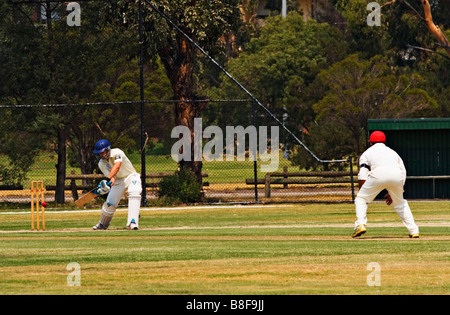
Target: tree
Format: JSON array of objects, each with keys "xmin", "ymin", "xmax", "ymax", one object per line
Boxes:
[
  {"xmin": 384, "ymin": 0, "xmax": 450, "ymax": 56},
  {"xmin": 210, "ymin": 12, "xmax": 347, "ymax": 121},
  {"xmin": 325, "ymin": 1, "xmax": 449, "ymax": 118},
  {"xmin": 142, "ymin": 0, "xmax": 243, "ymax": 181},
  {"xmin": 91, "ymin": 58, "xmax": 173, "ymax": 152},
  {"xmin": 312, "ymin": 54, "xmax": 437, "ymax": 156},
  {"xmin": 0, "ymin": 1, "xmax": 141, "ymax": 201},
  {"xmin": 205, "ymin": 12, "xmax": 348, "ymax": 135},
  {"xmin": 0, "ymin": 108, "xmax": 45, "ymax": 186},
  {"xmin": 414, "ymin": 31, "xmax": 450, "ymax": 117},
  {"xmin": 330, "ymin": 0, "xmax": 450, "ymax": 60},
  {"xmin": 0, "ymin": 3, "xmax": 51, "ymax": 186}
]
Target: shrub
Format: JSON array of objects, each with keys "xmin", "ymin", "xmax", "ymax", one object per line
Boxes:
[{"xmin": 158, "ymin": 168, "xmax": 203, "ymax": 203}]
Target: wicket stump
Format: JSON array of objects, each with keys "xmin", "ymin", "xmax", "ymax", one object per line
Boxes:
[{"xmin": 31, "ymin": 181, "xmax": 45, "ymax": 231}]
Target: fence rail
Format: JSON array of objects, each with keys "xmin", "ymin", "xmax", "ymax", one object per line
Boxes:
[{"xmin": 246, "ymin": 170, "xmax": 356, "ymax": 199}]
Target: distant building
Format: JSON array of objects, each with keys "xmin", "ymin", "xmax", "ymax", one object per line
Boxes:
[
  {"xmin": 31, "ymin": 2, "xmax": 65, "ymax": 25},
  {"xmin": 368, "ymin": 118, "xmax": 450, "ymax": 199},
  {"xmin": 241, "ymin": 0, "xmax": 345, "ymax": 29}
]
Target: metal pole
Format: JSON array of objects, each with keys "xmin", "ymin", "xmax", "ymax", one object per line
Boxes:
[
  {"xmin": 349, "ymin": 156, "xmax": 355, "ymax": 202},
  {"xmin": 139, "ymin": 0, "xmax": 147, "ymax": 206},
  {"xmin": 252, "ymin": 100, "xmax": 258, "ymax": 203}
]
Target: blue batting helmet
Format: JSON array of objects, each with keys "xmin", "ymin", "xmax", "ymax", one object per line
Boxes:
[{"xmin": 94, "ymin": 139, "xmax": 111, "ymax": 154}]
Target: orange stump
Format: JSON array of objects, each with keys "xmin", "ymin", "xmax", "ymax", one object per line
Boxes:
[{"xmin": 31, "ymin": 181, "xmax": 45, "ymax": 231}]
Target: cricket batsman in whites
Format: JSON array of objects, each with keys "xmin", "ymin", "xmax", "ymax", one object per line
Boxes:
[
  {"xmin": 352, "ymin": 131, "xmax": 419, "ymax": 238},
  {"xmin": 92, "ymin": 139, "xmax": 142, "ymax": 230}
]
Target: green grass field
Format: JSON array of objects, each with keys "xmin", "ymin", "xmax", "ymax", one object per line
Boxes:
[{"xmin": 0, "ymin": 201, "xmax": 448, "ymax": 295}]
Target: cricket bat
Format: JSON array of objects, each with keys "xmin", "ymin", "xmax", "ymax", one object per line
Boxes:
[{"xmin": 75, "ymin": 188, "xmax": 98, "ymax": 207}]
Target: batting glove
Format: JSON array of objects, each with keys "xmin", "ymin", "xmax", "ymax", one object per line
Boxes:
[{"xmin": 97, "ymin": 179, "xmax": 112, "ymax": 195}]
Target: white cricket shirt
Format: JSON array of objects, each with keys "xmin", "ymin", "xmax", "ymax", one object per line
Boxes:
[
  {"xmin": 358, "ymin": 143, "xmax": 407, "ymax": 183},
  {"xmin": 98, "ymin": 148, "xmax": 138, "ymax": 180}
]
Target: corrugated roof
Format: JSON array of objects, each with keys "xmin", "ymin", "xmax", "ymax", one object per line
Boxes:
[{"xmin": 368, "ymin": 118, "xmax": 450, "ymax": 130}]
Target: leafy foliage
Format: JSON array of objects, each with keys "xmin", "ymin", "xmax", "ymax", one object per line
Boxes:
[
  {"xmin": 204, "ymin": 12, "xmax": 348, "ymax": 130},
  {"xmin": 304, "ymin": 54, "xmax": 437, "ymax": 165},
  {"xmin": 158, "ymin": 168, "xmax": 203, "ymax": 203}
]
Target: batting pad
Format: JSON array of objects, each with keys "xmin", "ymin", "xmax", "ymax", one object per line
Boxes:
[{"xmin": 126, "ymin": 175, "xmax": 142, "ymax": 227}]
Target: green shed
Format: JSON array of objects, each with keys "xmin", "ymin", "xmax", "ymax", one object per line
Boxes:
[{"xmin": 367, "ymin": 118, "xmax": 450, "ymax": 199}]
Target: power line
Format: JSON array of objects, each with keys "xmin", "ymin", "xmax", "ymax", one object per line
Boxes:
[
  {"xmin": 9, "ymin": 0, "xmax": 103, "ymax": 4},
  {"xmin": 0, "ymin": 99, "xmax": 252, "ymax": 108}
]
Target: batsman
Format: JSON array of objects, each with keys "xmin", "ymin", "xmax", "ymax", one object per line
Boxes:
[{"xmin": 92, "ymin": 139, "xmax": 142, "ymax": 230}]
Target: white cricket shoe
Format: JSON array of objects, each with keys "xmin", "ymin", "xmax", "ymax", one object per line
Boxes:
[
  {"xmin": 93, "ymin": 223, "xmax": 108, "ymax": 230},
  {"xmin": 127, "ymin": 219, "xmax": 138, "ymax": 230}
]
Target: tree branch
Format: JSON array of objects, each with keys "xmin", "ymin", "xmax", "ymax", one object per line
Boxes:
[
  {"xmin": 380, "ymin": 0, "xmax": 398, "ymax": 9},
  {"xmin": 380, "ymin": 0, "xmax": 450, "ymax": 57},
  {"xmin": 402, "ymin": 0, "xmax": 425, "ymax": 21},
  {"xmin": 420, "ymin": 0, "xmax": 450, "ymax": 56},
  {"xmin": 407, "ymin": 44, "xmax": 450, "ymax": 61}
]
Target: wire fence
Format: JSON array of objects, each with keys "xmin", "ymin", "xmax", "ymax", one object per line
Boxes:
[{"xmin": 0, "ymin": 100, "xmax": 356, "ymax": 206}]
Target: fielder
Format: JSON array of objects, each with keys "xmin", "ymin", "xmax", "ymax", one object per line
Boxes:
[
  {"xmin": 352, "ymin": 131, "xmax": 419, "ymax": 238},
  {"xmin": 92, "ymin": 139, "xmax": 142, "ymax": 230}
]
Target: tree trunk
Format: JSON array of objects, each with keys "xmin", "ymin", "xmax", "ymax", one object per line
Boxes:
[
  {"xmin": 174, "ymin": 98, "xmax": 207, "ymax": 183},
  {"xmin": 160, "ymin": 34, "xmax": 207, "ymax": 183},
  {"xmin": 78, "ymin": 143, "xmax": 97, "ymax": 187}
]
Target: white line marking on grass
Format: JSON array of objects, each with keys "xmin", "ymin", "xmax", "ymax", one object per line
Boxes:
[
  {"xmin": 0, "ymin": 204, "xmax": 294, "ymax": 215},
  {"xmin": 0, "ymin": 222, "xmax": 448, "ymax": 234}
]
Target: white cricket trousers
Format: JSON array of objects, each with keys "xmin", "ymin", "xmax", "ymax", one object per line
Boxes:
[
  {"xmin": 106, "ymin": 173, "xmax": 142, "ymax": 226},
  {"xmin": 355, "ymin": 167, "xmax": 419, "ymax": 235}
]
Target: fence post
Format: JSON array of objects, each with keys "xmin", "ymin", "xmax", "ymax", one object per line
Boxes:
[
  {"xmin": 283, "ymin": 166, "xmax": 288, "ymax": 189},
  {"xmin": 349, "ymin": 156, "xmax": 355, "ymax": 202},
  {"xmin": 264, "ymin": 173, "xmax": 271, "ymax": 198},
  {"xmin": 70, "ymin": 170, "xmax": 78, "ymax": 201}
]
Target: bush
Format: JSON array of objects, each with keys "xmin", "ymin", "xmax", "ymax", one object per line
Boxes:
[{"xmin": 158, "ymin": 168, "xmax": 203, "ymax": 203}]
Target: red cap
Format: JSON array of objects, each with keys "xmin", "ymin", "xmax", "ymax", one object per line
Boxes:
[{"xmin": 369, "ymin": 131, "xmax": 386, "ymax": 143}]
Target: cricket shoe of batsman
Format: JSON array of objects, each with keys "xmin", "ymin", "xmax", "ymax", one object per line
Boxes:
[{"xmin": 92, "ymin": 139, "xmax": 142, "ymax": 230}]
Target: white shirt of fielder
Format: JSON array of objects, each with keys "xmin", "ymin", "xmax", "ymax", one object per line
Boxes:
[
  {"xmin": 355, "ymin": 143, "xmax": 419, "ymax": 236},
  {"xmin": 358, "ymin": 143, "xmax": 407, "ymax": 185}
]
